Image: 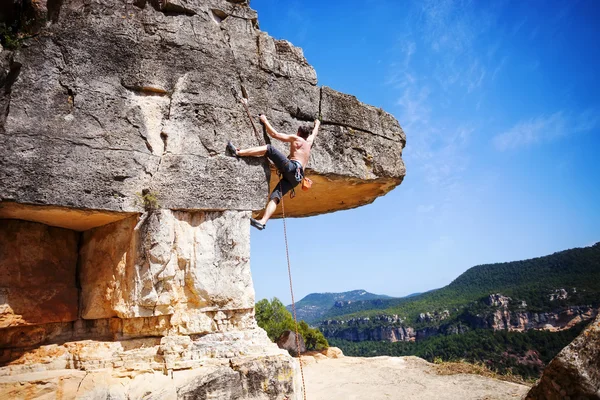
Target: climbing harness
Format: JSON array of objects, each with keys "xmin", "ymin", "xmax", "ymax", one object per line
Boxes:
[
  {"xmin": 279, "ymin": 181, "xmax": 307, "ymax": 400},
  {"xmin": 231, "ymin": 86, "xmax": 263, "ymax": 145}
]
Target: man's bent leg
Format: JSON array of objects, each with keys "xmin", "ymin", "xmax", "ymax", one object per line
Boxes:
[
  {"xmin": 255, "ymin": 179, "xmax": 291, "ymax": 225},
  {"xmin": 237, "ymin": 145, "xmax": 268, "ymax": 157},
  {"xmin": 258, "ymin": 199, "xmax": 278, "ymax": 225},
  {"xmin": 264, "ymin": 144, "xmax": 289, "ymax": 171}
]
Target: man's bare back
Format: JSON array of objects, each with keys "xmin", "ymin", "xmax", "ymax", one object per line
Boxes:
[
  {"xmin": 230, "ymin": 115, "xmax": 321, "ymax": 230},
  {"xmin": 289, "ymin": 137, "xmax": 312, "ymax": 168}
]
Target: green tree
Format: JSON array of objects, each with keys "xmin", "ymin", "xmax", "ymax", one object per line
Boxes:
[
  {"xmin": 255, "ymin": 297, "xmax": 329, "ymax": 351},
  {"xmin": 255, "ymin": 297, "xmax": 295, "ymax": 341},
  {"xmin": 299, "ymin": 321, "xmax": 329, "ymax": 351}
]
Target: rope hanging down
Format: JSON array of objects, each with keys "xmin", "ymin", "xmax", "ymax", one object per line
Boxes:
[
  {"xmin": 235, "ymin": 84, "xmax": 306, "ymax": 398},
  {"xmin": 280, "ymin": 192, "xmax": 307, "ymax": 400},
  {"xmin": 231, "ymin": 86, "xmax": 263, "ymax": 145}
]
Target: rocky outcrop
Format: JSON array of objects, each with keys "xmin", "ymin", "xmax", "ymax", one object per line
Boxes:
[
  {"xmin": 0, "ymin": 0, "xmax": 405, "ymax": 221},
  {"xmin": 0, "ymin": 213, "xmax": 298, "ymax": 399},
  {"xmin": 526, "ymin": 311, "xmax": 600, "ymax": 399},
  {"xmin": 464, "ymin": 305, "xmax": 597, "ymax": 332},
  {"xmin": 277, "ymin": 330, "xmax": 306, "ymax": 357},
  {"xmin": 79, "ymin": 210, "xmax": 255, "ymax": 329},
  {"xmin": 321, "ymin": 317, "xmax": 416, "ymax": 342},
  {"xmin": 0, "ymin": 0, "xmax": 406, "ymax": 398},
  {"xmin": 0, "ymin": 330, "xmax": 297, "ymax": 399},
  {"xmin": 485, "ymin": 293, "xmax": 513, "ymax": 308},
  {"xmin": 321, "ymin": 304, "xmax": 597, "ymax": 344},
  {"xmin": 549, "ymin": 288, "xmax": 569, "ymax": 302}
]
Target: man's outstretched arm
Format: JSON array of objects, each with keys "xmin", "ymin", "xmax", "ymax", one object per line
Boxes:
[
  {"xmin": 307, "ymin": 119, "xmax": 321, "ymax": 144},
  {"xmin": 259, "ymin": 115, "xmax": 295, "ymax": 142}
]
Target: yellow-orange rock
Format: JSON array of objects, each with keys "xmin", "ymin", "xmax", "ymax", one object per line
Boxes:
[
  {"xmin": 79, "ymin": 210, "xmax": 255, "ymax": 335},
  {"xmin": 0, "ymin": 220, "xmax": 78, "ymax": 328}
]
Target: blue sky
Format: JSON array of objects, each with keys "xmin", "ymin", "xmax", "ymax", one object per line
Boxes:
[{"xmin": 249, "ymin": 0, "xmax": 600, "ymax": 304}]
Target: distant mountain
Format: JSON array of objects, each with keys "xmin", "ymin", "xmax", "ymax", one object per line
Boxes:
[
  {"xmin": 286, "ymin": 290, "xmax": 393, "ymax": 323},
  {"xmin": 317, "ymin": 242, "xmax": 600, "ymax": 380},
  {"xmin": 319, "ymin": 242, "xmax": 600, "ymax": 323},
  {"xmin": 404, "ymin": 292, "xmax": 424, "ymax": 298}
]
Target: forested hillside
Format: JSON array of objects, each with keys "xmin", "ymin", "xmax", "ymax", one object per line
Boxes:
[
  {"xmin": 320, "ymin": 243, "xmax": 600, "ymax": 324},
  {"xmin": 329, "ymin": 321, "xmax": 589, "ymax": 379},
  {"xmin": 316, "ymin": 243, "xmax": 600, "ymax": 380}
]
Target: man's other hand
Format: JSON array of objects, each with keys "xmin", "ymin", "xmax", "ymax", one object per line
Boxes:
[{"xmin": 259, "ymin": 114, "xmax": 268, "ymax": 124}]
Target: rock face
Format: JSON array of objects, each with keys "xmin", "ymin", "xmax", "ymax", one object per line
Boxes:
[
  {"xmin": 0, "ymin": 0, "xmax": 406, "ymax": 398},
  {"xmin": 79, "ymin": 210, "xmax": 255, "ymax": 329},
  {"xmin": 526, "ymin": 311, "xmax": 600, "ymax": 400},
  {"xmin": 0, "ymin": 0, "xmax": 405, "ymax": 220},
  {"xmin": 0, "ymin": 220, "xmax": 79, "ymax": 328}
]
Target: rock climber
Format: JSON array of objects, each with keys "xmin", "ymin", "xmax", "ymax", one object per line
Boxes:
[{"xmin": 227, "ymin": 115, "xmax": 321, "ymax": 230}]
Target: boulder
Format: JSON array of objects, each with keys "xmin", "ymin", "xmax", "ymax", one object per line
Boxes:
[
  {"xmin": 526, "ymin": 311, "xmax": 600, "ymax": 399},
  {"xmin": 322, "ymin": 347, "xmax": 344, "ymax": 359},
  {"xmin": 277, "ymin": 330, "xmax": 306, "ymax": 357}
]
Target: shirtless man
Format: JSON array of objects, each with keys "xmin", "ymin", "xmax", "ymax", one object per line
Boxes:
[{"xmin": 227, "ymin": 115, "xmax": 321, "ymax": 230}]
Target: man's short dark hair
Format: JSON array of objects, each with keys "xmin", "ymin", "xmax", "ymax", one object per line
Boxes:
[{"xmin": 297, "ymin": 126, "xmax": 311, "ymax": 139}]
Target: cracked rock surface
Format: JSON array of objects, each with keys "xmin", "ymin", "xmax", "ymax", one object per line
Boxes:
[{"xmin": 0, "ymin": 0, "xmax": 405, "ymax": 218}]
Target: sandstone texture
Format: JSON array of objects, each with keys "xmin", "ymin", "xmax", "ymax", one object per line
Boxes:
[
  {"xmin": 526, "ymin": 311, "xmax": 600, "ymax": 400},
  {"xmin": 0, "ymin": 330, "xmax": 299, "ymax": 400},
  {"xmin": 0, "ymin": 0, "xmax": 406, "ymax": 398},
  {"xmin": 300, "ymin": 347, "xmax": 344, "ymax": 366},
  {"xmin": 0, "ymin": 220, "xmax": 79, "ymax": 328},
  {"xmin": 79, "ymin": 210, "xmax": 255, "ymax": 331}
]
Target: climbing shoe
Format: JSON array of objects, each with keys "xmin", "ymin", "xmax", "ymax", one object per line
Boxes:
[
  {"xmin": 226, "ymin": 141, "xmax": 239, "ymax": 157},
  {"xmin": 250, "ymin": 218, "xmax": 265, "ymax": 231}
]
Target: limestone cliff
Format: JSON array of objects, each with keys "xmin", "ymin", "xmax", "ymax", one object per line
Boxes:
[
  {"xmin": 321, "ymin": 296, "xmax": 597, "ymax": 343},
  {"xmin": 0, "ymin": 0, "xmax": 406, "ymax": 398}
]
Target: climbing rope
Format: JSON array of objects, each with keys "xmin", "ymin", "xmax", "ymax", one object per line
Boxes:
[
  {"xmin": 280, "ymin": 190, "xmax": 307, "ymax": 400},
  {"xmin": 231, "ymin": 86, "xmax": 263, "ymax": 145},
  {"xmin": 236, "ymin": 83, "xmax": 306, "ymax": 398}
]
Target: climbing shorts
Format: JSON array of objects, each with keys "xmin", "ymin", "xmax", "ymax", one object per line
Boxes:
[{"xmin": 266, "ymin": 144, "xmax": 303, "ymax": 203}]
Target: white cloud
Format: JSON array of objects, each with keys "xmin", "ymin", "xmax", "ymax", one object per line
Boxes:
[
  {"xmin": 396, "ymin": 86, "xmax": 431, "ymax": 130},
  {"xmin": 385, "ymin": 0, "xmax": 506, "ymax": 226},
  {"xmin": 415, "ymin": 0, "xmax": 503, "ymax": 94},
  {"xmin": 491, "ymin": 55, "xmax": 508, "ymax": 82},
  {"xmin": 511, "ymin": 18, "xmax": 527, "ymax": 37},
  {"xmin": 493, "ymin": 110, "xmax": 599, "ymax": 151}
]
